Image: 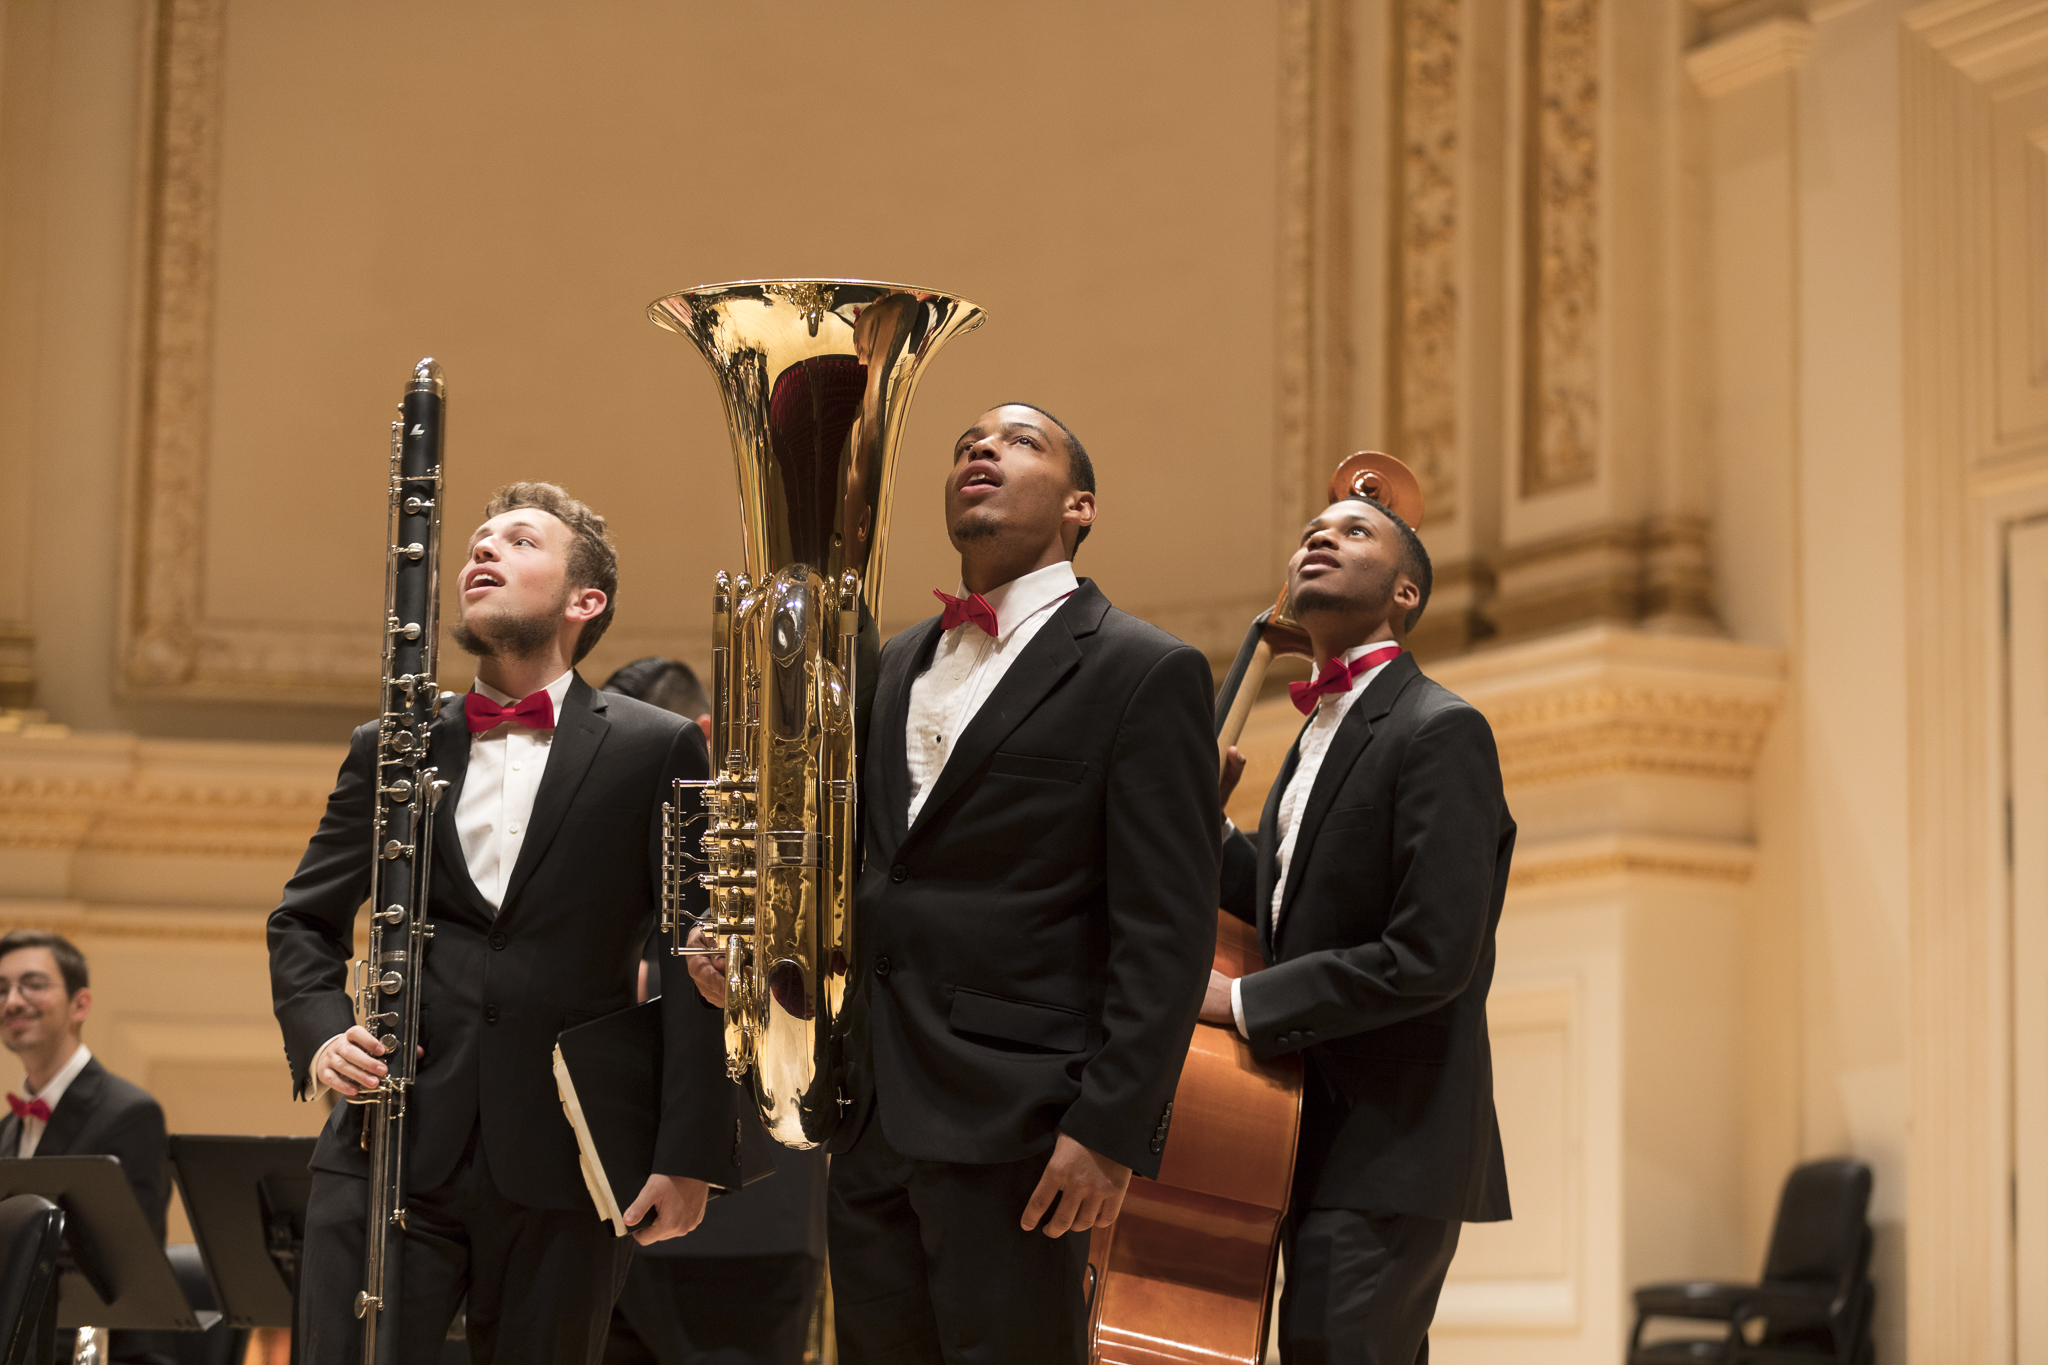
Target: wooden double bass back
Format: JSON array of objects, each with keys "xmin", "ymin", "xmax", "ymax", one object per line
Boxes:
[{"xmin": 1086, "ymin": 452, "xmax": 1424, "ymax": 1364}]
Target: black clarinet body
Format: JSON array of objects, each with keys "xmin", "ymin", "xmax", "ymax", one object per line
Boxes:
[{"xmin": 351, "ymin": 358, "xmax": 447, "ymax": 1365}]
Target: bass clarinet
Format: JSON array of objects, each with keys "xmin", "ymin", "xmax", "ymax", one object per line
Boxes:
[{"xmin": 350, "ymin": 357, "xmax": 448, "ymax": 1365}]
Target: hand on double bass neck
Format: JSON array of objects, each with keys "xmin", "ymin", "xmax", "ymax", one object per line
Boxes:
[
  {"xmin": 1021, "ymin": 1132, "xmax": 1133, "ymax": 1237},
  {"xmin": 1221, "ymin": 744, "xmax": 1246, "ymax": 805}
]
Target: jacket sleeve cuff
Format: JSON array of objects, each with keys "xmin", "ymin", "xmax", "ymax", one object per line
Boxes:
[
  {"xmin": 1238, "ymin": 970, "xmax": 1316, "ymax": 1062},
  {"xmin": 278, "ymin": 995, "xmax": 357, "ymax": 1100}
]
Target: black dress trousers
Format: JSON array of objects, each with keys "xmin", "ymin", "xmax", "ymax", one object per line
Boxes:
[
  {"xmin": 299, "ymin": 1129, "xmax": 630, "ymax": 1365},
  {"xmin": 827, "ymin": 1115, "xmax": 1089, "ymax": 1365},
  {"xmin": 1277, "ymin": 1209, "xmax": 1462, "ymax": 1365}
]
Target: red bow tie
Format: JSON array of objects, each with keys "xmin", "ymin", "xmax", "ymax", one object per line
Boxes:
[
  {"xmin": 464, "ymin": 689, "xmax": 556, "ymax": 734},
  {"xmin": 7, "ymin": 1094, "xmax": 49, "ymax": 1123},
  {"xmin": 1288, "ymin": 644, "xmax": 1403, "ymax": 715},
  {"xmin": 933, "ymin": 589, "xmax": 999, "ymax": 637}
]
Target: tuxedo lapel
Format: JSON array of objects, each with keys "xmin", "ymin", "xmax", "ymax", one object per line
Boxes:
[
  {"xmin": 871, "ymin": 619, "xmax": 942, "ymax": 854},
  {"xmin": 0, "ymin": 1113, "xmax": 20, "ymax": 1160},
  {"xmin": 499, "ymin": 675, "xmax": 609, "ymax": 917},
  {"xmin": 1255, "ymin": 741, "xmax": 1297, "ymax": 963},
  {"xmin": 36, "ymin": 1059, "xmax": 102, "ymax": 1157},
  {"xmin": 1274, "ymin": 653, "xmax": 1422, "ymax": 940},
  {"xmin": 427, "ymin": 693, "xmax": 493, "ymax": 924},
  {"xmin": 899, "ymin": 588, "xmax": 1100, "ymax": 852}
]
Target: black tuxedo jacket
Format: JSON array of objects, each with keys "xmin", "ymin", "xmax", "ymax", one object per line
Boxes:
[
  {"xmin": 841, "ymin": 580, "xmax": 1220, "ymax": 1179},
  {"xmin": 1221, "ymin": 652, "xmax": 1513, "ymax": 1222},
  {"xmin": 268, "ymin": 675, "xmax": 731, "ymax": 1210},
  {"xmin": 0, "ymin": 1057, "xmax": 170, "ymax": 1245}
]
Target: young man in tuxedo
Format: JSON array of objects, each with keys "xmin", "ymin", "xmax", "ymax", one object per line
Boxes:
[
  {"xmin": 0, "ymin": 931, "xmax": 171, "ymax": 1365},
  {"xmin": 1208, "ymin": 495, "xmax": 1514, "ymax": 1363},
  {"xmin": 270, "ymin": 483, "xmax": 731, "ymax": 1365},
  {"xmin": 692, "ymin": 403, "xmax": 1221, "ymax": 1364}
]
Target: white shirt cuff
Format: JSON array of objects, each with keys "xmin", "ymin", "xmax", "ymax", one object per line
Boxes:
[
  {"xmin": 1230, "ymin": 978, "xmax": 1249, "ymax": 1039},
  {"xmin": 306, "ymin": 1030, "xmax": 349, "ymax": 1102},
  {"xmin": 1222, "ymin": 816, "xmax": 1237, "ymax": 840}
]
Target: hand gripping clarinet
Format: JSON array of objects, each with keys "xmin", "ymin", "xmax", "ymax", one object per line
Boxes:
[{"xmin": 349, "ymin": 358, "xmax": 448, "ymax": 1365}]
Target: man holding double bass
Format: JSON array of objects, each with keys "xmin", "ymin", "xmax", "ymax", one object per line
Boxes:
[{"xmin": 1207, "ymin": 491, "xmax": 1514, "ymax": 1363}]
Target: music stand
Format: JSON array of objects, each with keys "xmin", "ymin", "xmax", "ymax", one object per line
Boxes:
[
  {"xmin": 0, "ymin": 1155, "xmax": 209, "ymax": 1337},
  {"xmin": 166, "ymin": 1136, "xmax": 316, "ymax": 1336}
]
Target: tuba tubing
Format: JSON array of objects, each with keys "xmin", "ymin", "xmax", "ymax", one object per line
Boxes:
[{"xmin": 649, "ymin": 280, "xmax": 985, "ymax": 1149}]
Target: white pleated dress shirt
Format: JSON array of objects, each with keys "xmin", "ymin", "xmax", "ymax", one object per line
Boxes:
[
  {"xmin": 1231, "ymin": 641, "xmax": 1399, "ymax": 1038},
  {"xmin": 905, "ymin": 561, "xmax": 1079, "ymax": 825},
  {"xmin": 310, "ymin": 668, "xmax": 573, "ymax": 1097},
  {"xmin": 14, "ymin": 1042, "xmax": 91, "ymax": 1157}
]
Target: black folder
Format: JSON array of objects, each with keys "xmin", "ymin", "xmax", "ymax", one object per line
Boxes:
[{"xmin": 552, "ymin": 1001, "xmax": 774, "ymax": 1236}]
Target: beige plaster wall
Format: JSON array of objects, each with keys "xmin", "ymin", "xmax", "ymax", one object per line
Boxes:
[{"xmin": 5, "ymin": 0, "xmax": 1285, "ymax": 742}]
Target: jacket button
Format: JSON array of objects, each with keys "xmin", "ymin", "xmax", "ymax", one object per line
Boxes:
[
  {"xmin": 484, "ymin": 1005, "xmax": 499, "ymax": 1024},
  {"xmin": 489, "ymin": 932, "xmax": 507, "ymax": 951},
  {"xmin": 890, "ymin": 864, "xmax": 908, "ymax": 883},
  {"xmin": 874, "ymin": 957, "xmax": 891, "ymax": 977},
  {"xmin": 1151, "ymin": 1137, "xmax": 1164, "ymax": 1154},
  {"xmin": 1303, "ymin": 1029, "xmax": 1315, "ymax": 1039}
]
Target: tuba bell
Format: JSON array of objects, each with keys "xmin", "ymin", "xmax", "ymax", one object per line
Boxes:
[{"xmin": 649, "ymin": 280, "xmax": 986, "ymax": 1149}]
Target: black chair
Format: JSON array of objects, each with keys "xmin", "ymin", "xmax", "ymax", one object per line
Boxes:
[
  {"xmin": 0, "ymin": 1195, "xmax": 63, "ymax": 1365},
  {"xmin": 1628, "ymin": 1159, "xmax": 1875, "ymax": 1364}
]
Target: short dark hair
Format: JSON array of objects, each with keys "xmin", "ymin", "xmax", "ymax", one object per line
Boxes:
[
  {"xmin": 480, "ymin": 482, "xmax": 619, "ymax": 663},
  {"xmin": 1338, "ymin": 497, "xmax": 1433, "ymax": 632},
  {"xmin": 601, "ymin": 657, "xmax": 710, "ymax": 718},
  {"xmin": 0, "ymin": 931, "xmax": 88, "ymax": 997},
  {"xmin": 1000, "ymin": 402, "xmax": 1095, "ymax": 550}
]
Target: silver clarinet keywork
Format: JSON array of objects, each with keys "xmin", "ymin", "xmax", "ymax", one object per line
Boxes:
[
  {"xmin": 648, "ymin": 280, "xmax": 984, "ymax": 1149},
  {"xmin": 351, "ymin": 357, "xmax": 448, "ymax": 1365}
]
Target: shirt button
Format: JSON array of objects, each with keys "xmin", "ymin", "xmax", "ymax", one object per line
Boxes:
[
  {"xmin": 890, "ymin": 865, "xmax": 908, "ymax": 883},
  {"xmin": 874, "ymin": 957, "xmax": 891, "ymax": 977},
  {"xmin": 484, "ymin": 1005, "xmax": 500, "ymax": 1024},
  {"xmin": 508, "ymin": 824, "xmax": 520, "ymax": 834}
]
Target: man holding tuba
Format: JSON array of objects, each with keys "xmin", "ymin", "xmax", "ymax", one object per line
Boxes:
[
  {"xmin": 692, "ymin": 403, "xmax": 1221, "ymax": 1365},
  {"xmin": 1207, "ymin": 492, "xmax": 1514, "ymax": 1362},
  {"xmin": 270, "ymin": 483, "xmax": 733, "ymax": 1365}
]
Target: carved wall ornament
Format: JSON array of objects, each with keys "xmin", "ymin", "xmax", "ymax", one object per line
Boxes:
[
  {"xmin": 121, "ymin": 0, "xmax": 227, "ymax": 693},
  {"xmin": 1392, "ymin": 0, "xmax": 1461, "ymax": 515},
  {"xmin": 1522, "ymin": 0, "xmax": 1601, "ymax": 497},
  {"xmin": 0, "ymin": 736, "xmax": 332, "ymax": 862}
]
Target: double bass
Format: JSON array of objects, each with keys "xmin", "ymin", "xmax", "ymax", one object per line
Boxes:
[{"xmin": 1087, "ymin": 452, "xmax": 1426, "ymax": 1365}]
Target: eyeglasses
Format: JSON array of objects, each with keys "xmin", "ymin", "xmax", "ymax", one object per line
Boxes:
[{"xmin": 0, "ymin": 978, "xmax": 61, "ymax": 1001}]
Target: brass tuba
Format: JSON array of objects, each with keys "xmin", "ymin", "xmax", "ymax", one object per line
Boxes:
[{"xmin": 649, "ymin": 280, "xmax": 985, "ymax": 1148}]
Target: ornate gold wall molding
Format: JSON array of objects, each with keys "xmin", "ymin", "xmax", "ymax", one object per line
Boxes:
[
  {"xmin": 0, "ymin": 908, "xmax": 267, "ymax": 945},
  {"xmin": 1509, "ymin": 835, "xmax": 1756, "ymax": 889},
  {"xmin": 1489, "ymin": 515, "xmax": 1716, "ymax": 640},
  {"xmin": 0, "ymin": 733, "xmax": 334, "ymax": 864},
  {"xmin": 1390, "ymin": 0, "xmax": 1461, "ymax": 516},
  {"xmin": 120, "ymin": 0, "xmax": 227, "ymax": 697},
  {"xmin": 1429, "ymin": 621, "xmax": 1783, "ymax": 785},
  {"xmin": 1275, "ymin": 0, "xmax": 1359, "ymax": 550},
  {"xmin": 0, "ymin": 623, "xmax": 32, "ymax": 710},
  {"xmin": 1522, "ymin": 0, "xmax": 1600, "ymax": 497}
]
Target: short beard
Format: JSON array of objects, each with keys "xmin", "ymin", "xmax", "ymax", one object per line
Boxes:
[
  {"xmin": 1292, "ymin": 558, "xmax": 1400, "ymax": 622},
  {"xmin": 950, "ymin": 510, "xmax": 1001, "ymax": 545},
  {"xmin": 453, "ymin": 605, "xmax": 562, "ymax": 661}
]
